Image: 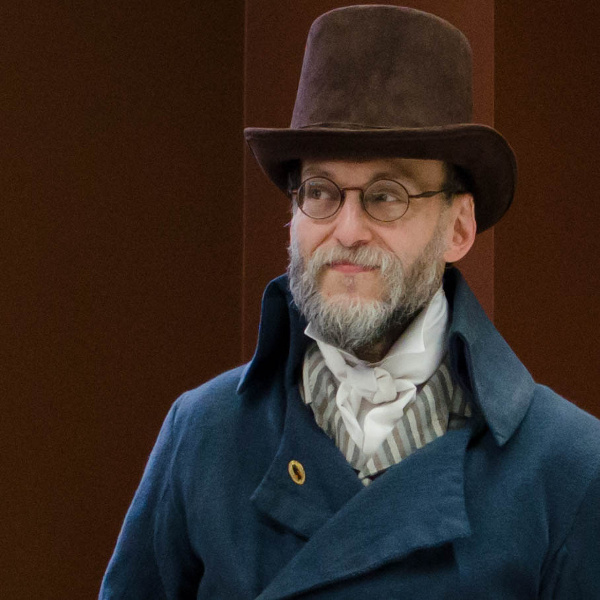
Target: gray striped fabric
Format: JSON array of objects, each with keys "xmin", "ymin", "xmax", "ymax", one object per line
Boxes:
[{"xmin": 300, "ymin": 342, "xmax": 472, "ymax": 485}]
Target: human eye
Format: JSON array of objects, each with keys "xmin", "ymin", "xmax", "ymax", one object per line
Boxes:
[
  {"xmin": 369, "ymin": 191, "xmax": 402, "ymax": 204},
  {"xmin": 364, "ymin": 180, "xmax": 408, "ymax": 221},
  {"xmin": 299, "ymin": 178, "xmax": 340, "ymax": 219},
  {"xmin": 306, "ymin": 181, "xmax": 334, "ymax": 200},
  {"xmin": 366, "ymin": 180, "xmax": 407, "ymax": 204}
]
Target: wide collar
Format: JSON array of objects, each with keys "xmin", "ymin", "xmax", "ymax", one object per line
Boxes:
[
  {"xmin": 238, "ymin": 268, "xmax": 535, "ymax": 598},
  {"xmin": 236, "ymin": 274, "xmax": 309, "ymax": 397},
  {"xmin": 443, "ymin": 267, "xmax": 535, "ymax": 445},
  {"xmin": 238, "ymin": 267, "xmax": 535, "ymax": 445}
]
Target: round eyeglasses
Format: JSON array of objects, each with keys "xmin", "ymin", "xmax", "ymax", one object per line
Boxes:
[{"xmin": 291, "ymin": 176, "xmax": 452, "ymax": 222}]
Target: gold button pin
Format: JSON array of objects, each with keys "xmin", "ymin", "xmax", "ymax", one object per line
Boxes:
[{"xmin": 288, "ymin": 460, "xmax": 306, "ymax": 485}]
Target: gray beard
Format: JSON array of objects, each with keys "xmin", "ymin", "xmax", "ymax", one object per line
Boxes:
[{"xmin": 287, "ymin": 229, "xmax": 446, "ymax": 355}]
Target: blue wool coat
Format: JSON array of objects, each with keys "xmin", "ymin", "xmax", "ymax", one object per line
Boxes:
[{"xmin": 100, "ymin": 269, "xmax": 600, "ymax": 599}]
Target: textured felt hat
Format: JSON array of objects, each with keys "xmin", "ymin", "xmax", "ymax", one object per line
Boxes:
[{"xmin": 244, "ymin": 5, "xmax": 516, "ymax": 232}]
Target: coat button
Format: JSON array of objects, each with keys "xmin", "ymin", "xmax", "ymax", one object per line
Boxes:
[{"xmin": 288, "ymin": 460, "xmax": 306, "ymax": 485}]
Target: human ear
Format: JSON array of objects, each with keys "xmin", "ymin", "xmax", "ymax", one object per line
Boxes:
[{"xmin": 443, "ymin": 194, "xmax": 477, "ymax": 263}]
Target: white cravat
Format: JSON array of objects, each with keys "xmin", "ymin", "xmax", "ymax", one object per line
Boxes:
[{"xmin": 305, "ymin": 287, "xmax": 449, "ymax": 458}]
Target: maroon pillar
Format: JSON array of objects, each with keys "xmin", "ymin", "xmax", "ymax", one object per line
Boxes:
[{"xmin": 495, "ymin": 1, "xmax": 600, "ymax": 416}]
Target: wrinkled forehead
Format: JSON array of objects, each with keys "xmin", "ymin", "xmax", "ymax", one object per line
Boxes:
[{"xmin": 300, "ymin": 157, "xmax": 448, "ymax": 188}]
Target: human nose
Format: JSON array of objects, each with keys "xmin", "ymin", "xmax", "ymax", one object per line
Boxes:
[{"xmin": 332, "ymin": 191, "xmax": 374, "ymax": 247}]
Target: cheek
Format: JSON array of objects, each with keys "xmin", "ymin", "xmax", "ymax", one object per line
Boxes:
[
  {"xmin": 384, "ymin": 213, "xmax": 443, "ymax": 264},
  {"xmin": 377, "ymin": 230, "xmax": 416, "ymax": 264},
  {"xmin": 291, "ymin": 217, "xmax": 329, "ymax": 257}
]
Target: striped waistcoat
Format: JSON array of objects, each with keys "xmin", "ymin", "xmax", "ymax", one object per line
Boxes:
[{"xmin": 300, "ymin": 342, "xmax": 472, "ymax": 485}]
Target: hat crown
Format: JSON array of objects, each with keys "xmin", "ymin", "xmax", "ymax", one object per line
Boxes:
[{"xmin": 291, "ymin": 5, "xmax": 473, "ymax": 130}]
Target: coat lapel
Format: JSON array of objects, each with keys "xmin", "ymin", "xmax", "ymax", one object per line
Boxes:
[
  {"xmin": 251, "ymin": 384, "xmax": 364, "ymax": 539},
  {"xmin": 243, "ymin": 270, "xmax": 529, "ymax": 598},
  {"xmin": 255, "ymin": 421, "xmax": 474, "ymax": 600},
  {"xmin": 248, "ymin": 276, "xmax": 364, "ymax": 538}
]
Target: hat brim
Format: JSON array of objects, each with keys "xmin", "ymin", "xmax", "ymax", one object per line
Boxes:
[{"xmin": 244, "ymin": 124, "xmax": 516, "ymax": 233}]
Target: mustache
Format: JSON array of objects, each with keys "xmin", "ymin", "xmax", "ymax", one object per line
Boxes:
[{"xmin": 306, "ymin": 245, "xmax": 398, "ymax": 272}]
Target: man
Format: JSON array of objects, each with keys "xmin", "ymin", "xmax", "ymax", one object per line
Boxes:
[{"xmin": 101, "ymin": 6, "xmax": 600, "ymax": 599}]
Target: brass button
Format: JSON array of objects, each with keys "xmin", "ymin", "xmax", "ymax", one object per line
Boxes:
[{"xmin": 288, "ymin": 460, "xmax": 306, "ymax": 485}]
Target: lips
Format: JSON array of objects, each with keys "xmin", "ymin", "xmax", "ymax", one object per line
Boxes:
[{"xmin": 328, "ymin": 261, "xmax": 378, "ymax": 274}]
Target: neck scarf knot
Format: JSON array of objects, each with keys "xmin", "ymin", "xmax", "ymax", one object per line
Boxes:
[{"xmin": 306, "ymin": 287, "xmax": 449, "ymax": 457}]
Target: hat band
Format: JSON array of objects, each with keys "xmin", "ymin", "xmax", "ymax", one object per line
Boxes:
[{"xmin": 298, "ymin": 122, "xmax": 397, "ymax": 130}]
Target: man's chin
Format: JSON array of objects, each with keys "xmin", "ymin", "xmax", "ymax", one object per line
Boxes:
[
  {"xmin": 319, "ymin": 290, "xmax": 384, "ymax": 307},
  {"xmin": 319, "ymin": 268, "xmax": 384, "ymax": 298}
]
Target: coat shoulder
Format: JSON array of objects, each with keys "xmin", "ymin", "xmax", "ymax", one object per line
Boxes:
[
  {"xmin": 164, "ymin": 364, "xmax": 285, "ymax": 463},
  {"xmin": 525, "ymin": 387, "xmax": 600, "ymax": 595},
  {"xmin": 521, "ymin": 384, "xmax": 600, "ymax": 484},
  {"xmin": 528, "ymin": 384, "xmax": 600, "ymax": 454},
  {"xmin": 173, "ymin": 365, "xmax": 247, "ymax": 424},
  {"xmin": 519, "ymin": 385, "xmax": 600, "ymax": 537}
]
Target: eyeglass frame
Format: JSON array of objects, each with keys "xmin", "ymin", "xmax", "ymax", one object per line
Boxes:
[{"xmin": 289, "ymin": 175, "xmax": 459, "ymax": 223}]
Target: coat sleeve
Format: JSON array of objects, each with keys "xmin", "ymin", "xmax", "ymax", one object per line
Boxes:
[
  {"xmin": 541, "ymin": 468, "xmax": 600, "ymax": 599},
  {"xmin": 99, "ymin": 396, "xmax": 203, "ymax": 599}
]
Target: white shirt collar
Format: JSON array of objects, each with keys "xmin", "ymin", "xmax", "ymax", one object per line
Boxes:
[{"xmin": 304, "ymin": 287, "xmax": 449, "ymax": 457}]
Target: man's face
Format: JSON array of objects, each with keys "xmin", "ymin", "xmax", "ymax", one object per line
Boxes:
[{"xmin": 288, "ymin": 157, "xmax": 454, "ymax": 353}]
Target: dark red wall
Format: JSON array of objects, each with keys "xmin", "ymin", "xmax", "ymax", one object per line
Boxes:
[
  {"xmin": 1, "ymin": 2, "xmax": 244, "ymax": 598},
  {"xmin": 495, "ymin": 1, "xmax": 600, "ymax": 416},
  {"xmin": 1, "ymin": 2, "xmax": 598, "ymax": 598}
]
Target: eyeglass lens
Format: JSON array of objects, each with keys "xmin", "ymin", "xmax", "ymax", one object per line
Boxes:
[{"xmin": 298, "ymin": 177, "xmax": 410, "ymax": 222}]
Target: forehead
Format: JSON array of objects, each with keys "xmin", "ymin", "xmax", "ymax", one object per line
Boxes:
[{"xmin": 301, "ymin": 157, "xmax": 446, "ymax": 186}]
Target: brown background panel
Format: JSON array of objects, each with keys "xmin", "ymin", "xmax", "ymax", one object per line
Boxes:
[
  {"xmin": 3, "ymin": 1, "xmax": 599, "ymax": 598},
  {"xmin": 243, "ymin": 0, "xmax": 496, "ymax": 360},
  {"xmin": 1, "ymin": 1, "xmax": 245, "ymax": 598},
  {"xmin": 495, "ymin": 1, "xmax": 600, "ymax": 416}
]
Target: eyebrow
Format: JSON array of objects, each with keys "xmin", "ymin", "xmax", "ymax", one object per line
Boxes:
[
  {"xmin": 301, "ymin": 167, "xmax": 332, "ymax": 178},
  {"xmin": 300, "ymin": 168, "xmax": 418, "ymax": 189}
]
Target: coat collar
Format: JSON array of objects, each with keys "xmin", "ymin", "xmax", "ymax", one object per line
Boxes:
[
  {"xmin": 443, "ymin": 267, "xmax": 535, "ymax": 445},
  {"xmin": 237, "ymin": 274, "xmax": 308, "ymax": 396},
  {"xmin": 238, "ymin": 268, "xmax": 535, "ymax": 446},
  {"xmin": 241, "ymin": 269, "xmax": 534, "ymax": 597}
]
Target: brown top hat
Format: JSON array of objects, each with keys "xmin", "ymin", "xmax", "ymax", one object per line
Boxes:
[{"xmin": 244, "ymin": 5, "xmax": 516, "ymax": 233}]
